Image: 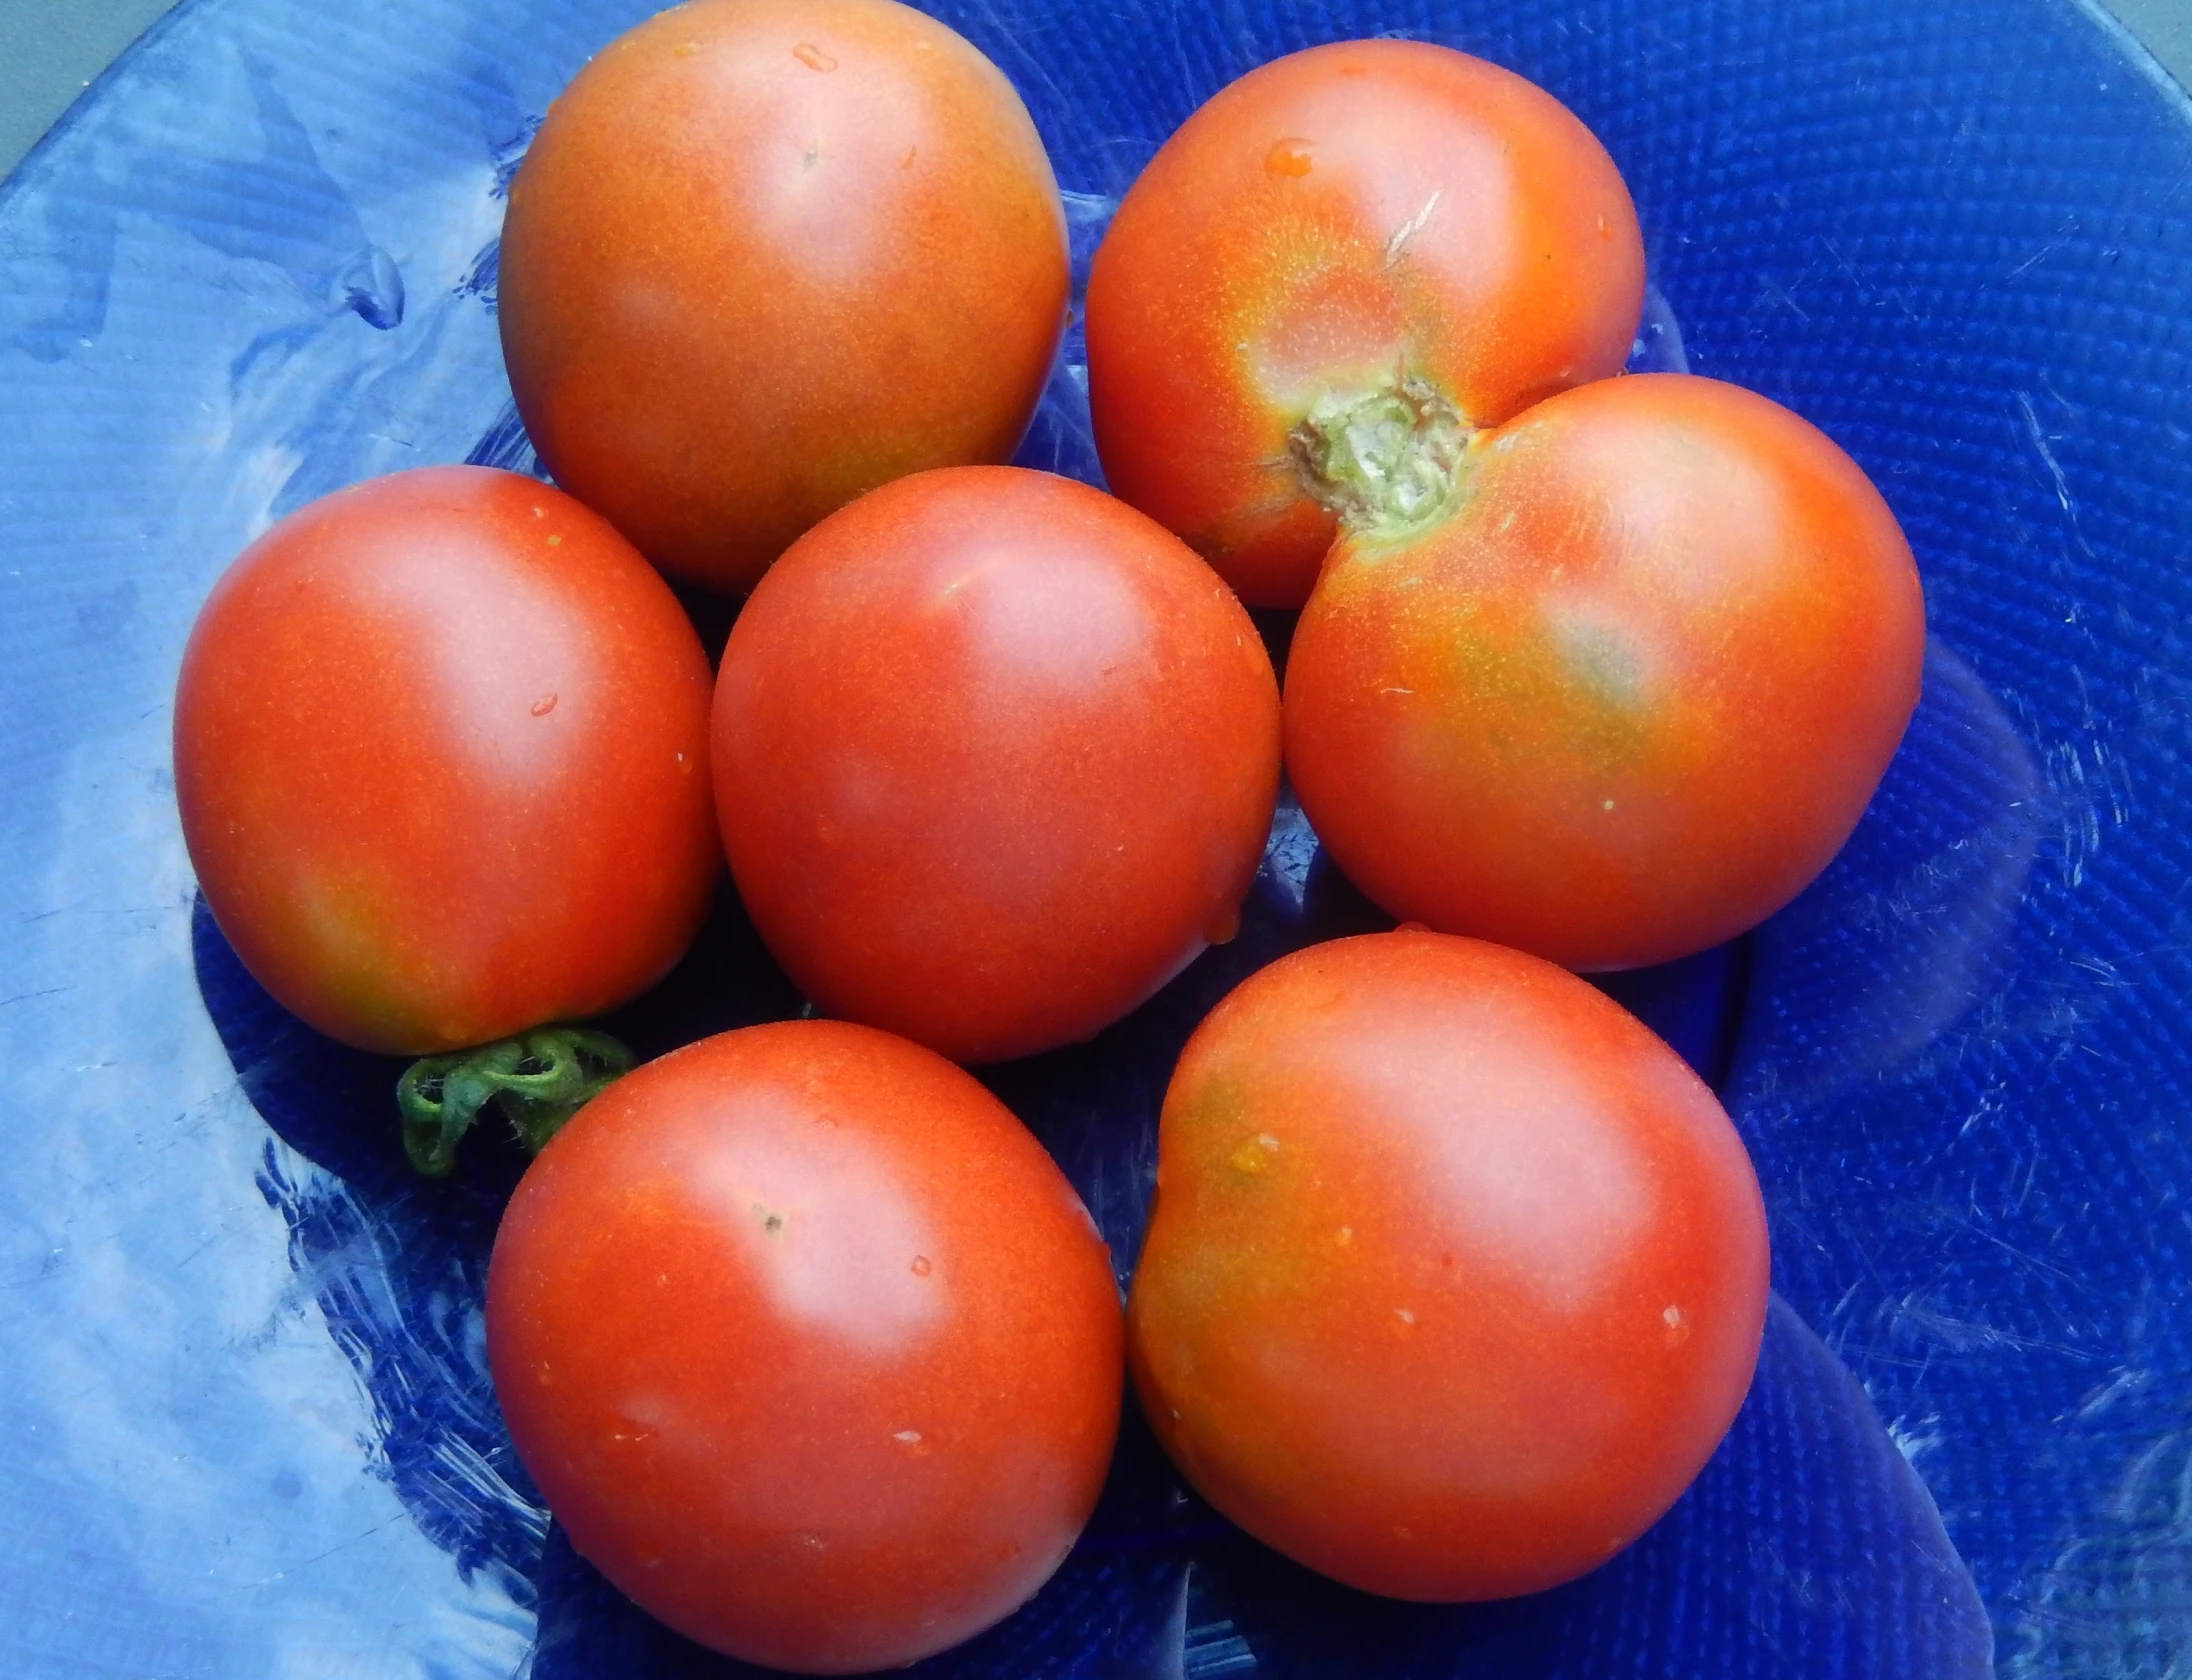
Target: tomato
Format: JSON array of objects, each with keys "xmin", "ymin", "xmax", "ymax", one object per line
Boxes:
[
  {"xmin": 1128, "ymin": 929, "xmax": 1769, "ymax": 1601},
  {"xmin": 487, "ymin": 1019, "xmax": 1122, "ymax": 1672},
  {"xmin": 497, "ymin": 0, "xmax": 1069, "ymax": 593},
  {"xmin": 1086, "ymin": 40, "xmax": 1643, "ymax": 608},
  {"xmin": 712, "ymin": 466, "xmax": 1281, "ymax": 1064},
  {"xmin": 1283, "ymin": 373, "xmax": 1926, "ymax": 971},
  {"xmin": 173, "ymin": 466, "xmax": 717, "ymax": 1057}
]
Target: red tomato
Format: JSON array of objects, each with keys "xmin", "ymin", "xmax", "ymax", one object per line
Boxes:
[
  {"xmin": 712, "ymin": 466, "xmax": 1282, "ymax": 1064},
  {"xmin": 1086, "ymin": 40, "xmax": 1643, "ymax": 608},
  {"xmin": 487, "ymin": 1020, "xmax": 1122, "ymax": 1673},
  {"xmin": 1129, "ymin": 929, "xmax": 1769, "ymax": 1601},
  {"xmin": 498, "ymin": 0, "xmax": 1068, "ymax": 593},
  {"xmin": 1285, "ymin": 373, "xmax": 1926, "ymax": 971},
  {"xmin": 173, "ymin": 466, "xmax": 717, "ymax": 1055}
]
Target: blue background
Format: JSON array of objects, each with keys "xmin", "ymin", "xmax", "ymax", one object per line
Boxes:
[{"xmin": 4, "ymin": 0, "xmax": 2190, "ymax": 1673}]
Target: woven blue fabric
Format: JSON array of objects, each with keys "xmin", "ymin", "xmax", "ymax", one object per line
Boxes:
[{"xmin": 3, "ymin": 0, "xmax": 2186, "ymax": 1673}]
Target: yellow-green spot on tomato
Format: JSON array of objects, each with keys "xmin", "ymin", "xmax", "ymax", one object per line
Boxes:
[{"xmin": 1228, "ymin": 1133, "xmax": 1282, "ymax": 1174}]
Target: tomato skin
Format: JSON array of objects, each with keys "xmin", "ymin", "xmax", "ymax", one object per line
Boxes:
[
  {"xmin": 486, "ymin": 1020, "xmax": 1123, "ymax": 1673},
  {"xmin": 1128, "ymin": 929, "xmax": 1769, "ymax": 1601},
  {"xmin": 1285, "ymin": 373, "xmax": 1927, "ymax": 971},
  {"xmin": 712, "ymin": 466, "xmax": 1282, "ymax": 1064},
  {"xmin": 498, "ymin": 0, "xmax": 1068, "ymax": 593},
  {"xmin": 173, "ymin": 466, "xmax": 717, "ymax": 1056},
  {"xmin": 1086, "ymin": 40, "xmax": 1643, "ymax": 608}
]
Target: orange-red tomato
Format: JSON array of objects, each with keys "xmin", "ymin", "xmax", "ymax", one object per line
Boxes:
[
  {"xmin": 498, "ymin": 0, "xmax": 1068, "ymax": 592},
  {"xmin": 1286, "ymin": 373, "xmax": 1927, "ymax": 971},
  {"xmin": 1086, "ymin": 40, "xmax": 1643, "ymax": 607},
  {"xmin": 487, "ymin": 1020, "xmax": 1123, "ymax": 1673},
  {"xmin": 1129, "ymin": 930, "xmax": 1769, "ymax": 1601},
  {"xmin": 172, "ymin": 466, "xmax": 716, "ymax": 1056},
  {"xmin": 712, "ymin": 466, "xmax": 1281, "ymax": 1064}
]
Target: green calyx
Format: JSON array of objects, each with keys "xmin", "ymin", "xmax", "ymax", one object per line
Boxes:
[
  {"xmin": 1287, "ymin": 377, "xmax": 1470, "ymax": 541},
  {"xmin": 396, "ymin": 1026, "xmax": 635, "ymax": 1176}
]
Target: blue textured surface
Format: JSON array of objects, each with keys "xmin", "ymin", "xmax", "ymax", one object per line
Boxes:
[{"xmin": 1, "ymin": 0, "xmax": 2185, "ymax": 1672}]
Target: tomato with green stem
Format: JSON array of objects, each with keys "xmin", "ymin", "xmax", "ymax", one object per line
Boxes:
[
  {"xmin": 1087, "ymin": 39, "xmax": 1644, "ymax": 608},
  {"xmin": 173, "ymin": 466, "xmax": 718, "ymax": 1167}
]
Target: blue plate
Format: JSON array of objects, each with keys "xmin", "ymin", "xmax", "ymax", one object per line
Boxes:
[{"xmin": 3, "ymin": 0, "xmax": 2186, "ymax": 1673}]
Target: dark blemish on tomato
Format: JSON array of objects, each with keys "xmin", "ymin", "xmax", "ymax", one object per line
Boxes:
[
  {"xmin": 753, "ymin": 1202, "xmax": 785, "ymax": 1234},
  {"xmin": 901, "ymin": 145, "xmax": 918, "ymax": 170},
  {"xmin": 1265, "ymin": 139, "xmax": 1314, "ymax": 178},
  {"xmin": 793, "ymin": 42, "xmax": 838, "ymax": 71}
]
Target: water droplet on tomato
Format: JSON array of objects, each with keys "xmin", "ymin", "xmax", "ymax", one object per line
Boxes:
[
  {"xmin": 793, "ymin": 41, "xmax": 838, "ymax": 71},
  {"xmin": 911, "ymin": 1255, "xmax": 931, "ymax": 1276},
  {"xmin": 1265, "ymin": 139, "xmax": 1314, "ymax": 178},
  {"xmin": 1663, "ymin": 1303, "xmax": 1691, "ymax": 1346},
  {"xmin": 1203, "ymin": 904, "xmax": 1242, "ymax": 944},
  {"xmin": 530, "ymin": 694, "xmax": 558, "ymax": 716}
]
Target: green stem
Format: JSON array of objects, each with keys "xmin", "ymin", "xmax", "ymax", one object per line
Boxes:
[
  {"xmin": 396, "ymin": 1027, "xmax": 634, "ymax": 1177},
  {"xmin": 1287, "ymin": 375, "xmax": 1470, "ymax": 541}
]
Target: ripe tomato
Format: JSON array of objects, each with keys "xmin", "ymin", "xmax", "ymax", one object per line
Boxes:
[
  {"xmin": 173, "ymin": 466, "xmax": 717, "ymax": 1056},
  {"xmin": 712, "ymin": 466, "xmax": 1281, "ymax": 1064},
  {"xmin": 1086, "ymin": 40, "xmax": 1643, "ymax": 608},
  {"xmin": 1128, "ymin": 929, "xmax": 1769, "ymax": 1601},
  {"xmin": 487, "ymin": 1020, "xmax": 1123, "ymax": 1673},
  {"xmin": 1285, "ymin": 373, "xmax": 1926, "ymax": 971},
  {"xmin": 498, "ymin": 0, "xmax": 1069, "ymax": 593}
]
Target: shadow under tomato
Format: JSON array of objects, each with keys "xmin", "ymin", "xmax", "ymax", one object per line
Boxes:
[
  {"xmin": 521, "ymin": 1297, "xmax": 1997, "ymax": 1680},
  {"xmin": 527, "ymin": 1394, "xmax": 1211, "ymax": 1680},
  {"xmin": 188, "ymin": 873, "xmax": 804, "ymax": 1621},
  {"xmin": 191, "ymin": 782, "xmax": 1977, "ymax": 1679},
  {"xmin": 1168, "ymin": 1297, "xmax": 1993, "ymax": 1680}
]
